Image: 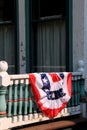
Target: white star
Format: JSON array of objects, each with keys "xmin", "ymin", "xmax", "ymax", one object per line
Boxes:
[{"xmin": 43, "ymin": 78, "xmax": 48, "ymax": 83}]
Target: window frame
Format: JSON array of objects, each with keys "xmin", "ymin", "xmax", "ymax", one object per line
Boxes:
[{"xmin": 25, "ymin": 0, "xmax": 73, "ymax": 72}]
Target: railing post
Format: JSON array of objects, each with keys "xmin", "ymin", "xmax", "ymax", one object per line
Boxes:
[
  {"xmin": 77, "ymin": 60, "xmax": 84, "ymax": 74},
  {"xmin": 0, "ymin": 61, "xmax": 10, "ymax": 117}
]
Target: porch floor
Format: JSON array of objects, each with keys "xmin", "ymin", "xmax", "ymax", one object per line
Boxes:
[{"xmin": 11, "ymin": 116, "xmax": 87, "ymax": 130}]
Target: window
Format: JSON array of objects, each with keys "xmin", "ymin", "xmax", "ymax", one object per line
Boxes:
[
  {"xmin": 0, "ymin": 0, "xmax": 15, "ymax": 22},
  {"xmin": 32, "ymin": 0, "xmax": 66, "ymax": 20},
  {"xmin": 40, "ymin": 0, "xmax": 66, "ymax": 17},
  {"xmin": 0, "ymin": 0, "xmax": 16, "ymax": 74},
  {"xmin": 30, "ymin": 0, "xmax": 71, "ymax": 72}
]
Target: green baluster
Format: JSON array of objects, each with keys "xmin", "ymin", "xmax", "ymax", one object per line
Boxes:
[
  {"xmin": 28, "ymin": 85, "xmax": 33, "ymax": 114},
  {"xmin": 33, "ymin": 99, "xmax": 39, "ymax": 118},
  {"xmin": 77, "ymin": 76, "xmax": 80, "ymax": 105},
  {"xmin": 80, "ymin": 78, "xmax": 85, "ymax": 100},
  {"xmin": 18, "ymin": 80, "xmax": 23, "ymax": 116},
  {"xmin": 33, "ymin": 100, "xmax": 38, "ymax": 113},
  {"xmin": 13, "ymin": 80, "xmax": 18, "ymax": 116},
  {"xmin": 0, "ymin": 87, "xmax": 7, "ymax": 117},
  {"xmin": 7, "ymin": 83, "xmax": 13, "ymax": 117},
  {"xmin": 28, "ymin": 85, "xmax": 34, "ymax": 120},
  {"xmin": 71, "ymin": 77, "xmax": 75, "ymax": 107},
  {"xmin": 75, "ymin": 77, "xmax": 78, "ymax": 106},
  {"xmin": 24, "ymin": 79, "xmax": 28, "ymax": 115}
]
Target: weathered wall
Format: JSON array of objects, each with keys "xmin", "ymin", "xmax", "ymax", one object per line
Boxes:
[
  {"xmin": 73, "ymin": 0, "xmax": 87, "ymax": 91},
  {"xmin": 83, "ymin": 0, "xmax": 87, "ymax": 91},
  {"xmin": 73, "ymin": 0, "xmax": 84, "ymax": 71}
]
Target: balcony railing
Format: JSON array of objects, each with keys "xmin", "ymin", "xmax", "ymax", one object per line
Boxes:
[{"xmin": 0, "ymin": 61, "xmax": 85, "ymax": 130}]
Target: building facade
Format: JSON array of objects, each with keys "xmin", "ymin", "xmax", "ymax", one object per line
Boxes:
[{"xmin": 0, "ymin": 0, "xmax": 87, "ymax": 89}]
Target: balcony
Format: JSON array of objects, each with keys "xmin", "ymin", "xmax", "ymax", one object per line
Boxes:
[{"xmin": 0, "ymin": 61, "xmax": 86, "ymax": 130}]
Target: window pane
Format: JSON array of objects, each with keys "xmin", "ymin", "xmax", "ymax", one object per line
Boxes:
[
  {"xmin": 40, "ymin": 0, "xmax": 66, "ymax": 17},
  {"xmin": 0, "ymin": 0, "xmax": 16, "ymax": 74},
  {"xmin": 0, "ymin": 0, "xmax": 15, "ymax": 22},
  {"xmin": 0, "ymin": 25, "xmax": 16, "ymax": 74},
  {"xmin": 30, "ymin": 0, "xmax": 67, "ymax": 72},
  {"xmin": 31, "ymin": 0, "xmax": 66, "ymax": 20},
  {"xmin": 31, "ymin": 20, "xmax": 66, "ymax": 72}
]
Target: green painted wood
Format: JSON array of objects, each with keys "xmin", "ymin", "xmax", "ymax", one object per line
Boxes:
[
  {"xmin": 71, "ymin": 80, "xmax": 75, "ymax": 106},
  {"xmin": 24, "ymin": 84, "xmax": 28, "ymax": 115},
  {"xmin": 77, "ymin": 79, "xmax": 80, "ymax": 105},
  {"xmin": 75, "ymin": 80, "xmax": 78, "ymax": 106},
  {"xmin": 13, "ymin": 84, "xmax": 18, "ymax": 116},
  {"xmin": 0, "ymin": 87, "xmax": 7, "ymax": 118},
  {"xmin": 66, "ymin": 0, "xmax": 73, "ymax": 71},
  {"xmin": 18, "ymin": 84, "xmax": 23, "ymax": 115},
  {"xmin": 7, "ymin": 85, "xmax": 12, "ymax": 117},
  {"xmin": 28, "ymin": 85, "xmax": 33, "ymax": 114},
  {"xmin": 80, "ymin": 79, "xmax": 85, "ymax": 98},
  {"xmin": 33, "ymin": 100, "xmax": 38, "ymax": 113}
]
